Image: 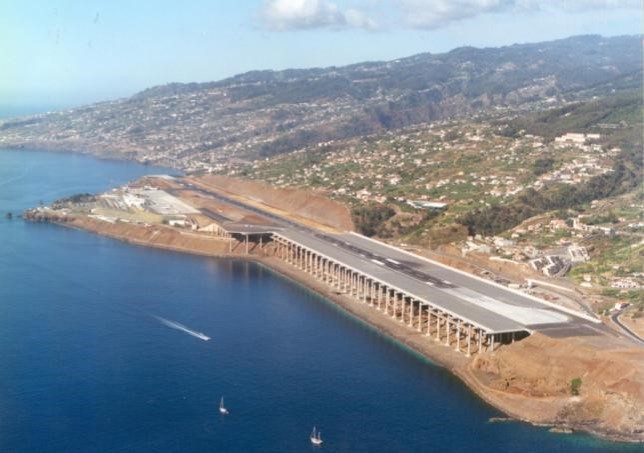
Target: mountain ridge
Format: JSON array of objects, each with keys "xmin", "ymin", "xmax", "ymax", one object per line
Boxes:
[
  {"xmin": 0, "ymin": 34, "xmax": 641, "ymax": 170},
  {"xmin": 132, "ymin": 34, "xmax": 637, "ymax": 100}
]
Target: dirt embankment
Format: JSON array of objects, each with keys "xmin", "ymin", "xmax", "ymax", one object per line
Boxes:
[
  {"xmin": 457, "ymin": 333, "xmax": 644, "ymax": 442},
  {"xmin": 621, "ymin": 315, "xmax": 644, "ymax": 339},
  {"xmin": 193, "ymin": 175, "xmax": 355, "ymax": 231},
  {"xmin": 66, "ymin": 216, "xmax": 234, "ymax": 257}
]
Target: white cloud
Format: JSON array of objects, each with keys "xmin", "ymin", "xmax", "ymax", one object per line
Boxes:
[
  {"xmin": 557, "ymin": 0, "xmax": 641, "ymax": 12},
  {"xmin": 345, "ymin": 8, "xmax": 379, "ymax": 30},
  {"xmin": 400, "ymin": 0, "xmax": 641, "ymax": 29},
  {"xmin": 258, "ymin": 0, "xmax": 640, "ymax": 31},
  {"xmin": 260, "ymin": 0, "xmax": 378, "ymax": 31},
  {"xmin": 398, "ymin": 0, "xmax": 512, "ymax": 29}
]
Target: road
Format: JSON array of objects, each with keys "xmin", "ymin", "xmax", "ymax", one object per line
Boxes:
[
  {"xmin": 175, "ymin": 177, "xmax": 605, "ymax": 337},
  {"xmin": 611, "ymin": 311, "xmax": 644, "ymax": 345}
]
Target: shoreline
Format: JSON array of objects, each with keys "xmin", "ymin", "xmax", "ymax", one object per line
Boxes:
[
  {"xmin": 0, "ymin": 145, "xmax": 183, "ymax": 172},
  {"xmin": 30, "ymin": 215, "xmax": 643, "ymax": 444}
]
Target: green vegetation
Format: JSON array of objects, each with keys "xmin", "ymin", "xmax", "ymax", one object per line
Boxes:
[
  {"xmin": 352, "ymin": 204, "xmax": 396, "ymax": 237},
  {"xmin": 580, "ymin": 211, "xmax": 619, "ymax": 225},
  {"xmin": 498, "ymin": 90, "xmax": 642, "ymax": 141},
  {"xmin": 460, "ymin": 147, "xmax": 642, "ymax": 236},
  {"xmin": 570, "ymin": 378, "xmax": 582, "ymax": 396},
  {"xmin": 532, "ymin": 157, "xmax": 555, "ymax": 176},
  {"xmin": 52, "ymin": 193, "xmax": 96, "ymax": 209}
]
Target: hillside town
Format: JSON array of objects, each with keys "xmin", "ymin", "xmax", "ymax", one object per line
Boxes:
[{"xmin": 223, "ymin": 114, "xmax": 641, "ymax": 306}]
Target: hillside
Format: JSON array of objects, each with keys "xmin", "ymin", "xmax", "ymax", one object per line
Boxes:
[{"xmin": 0, "ymin": 35, "xmax": 641, "ymax": 170}]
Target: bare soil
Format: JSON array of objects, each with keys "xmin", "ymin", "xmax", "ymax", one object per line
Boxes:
[
  {"xmin": 191, "ymin": 175, "xmax": 355, "ymax": 231},
  {"xmin": 621, "ymin": 315, "xmax": 644, "ymax": 339},
  {"xmin": 461, "ymin": 333, "xmax": 644, "ymax": 442}
]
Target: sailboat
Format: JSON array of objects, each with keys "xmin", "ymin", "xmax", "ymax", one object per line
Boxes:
[
  {"xmin": 310, "ymin": 426, "xmax": 323, "ymax": 446},
  {"xmin": 219, "ymin": 396, "xmax": 229, "ymax": 415}
]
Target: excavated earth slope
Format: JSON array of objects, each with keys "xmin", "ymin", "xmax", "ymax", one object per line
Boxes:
[
  {"xmin": 460, "ymin": 333, "xmax": 644, "ymax": 442},
  {"xmin": 194, "ymin": 175, "xmax": 355, "ymax": 231}
]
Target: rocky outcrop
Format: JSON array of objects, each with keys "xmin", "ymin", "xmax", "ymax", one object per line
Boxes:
[{"xmin": 465, "ymin": 333, "xmax": 644, "ymax": 442}]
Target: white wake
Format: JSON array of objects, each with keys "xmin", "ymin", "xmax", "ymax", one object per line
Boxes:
[{"xmin": 154, "ymin": 316, "xmax": 210, "ymax": 341}]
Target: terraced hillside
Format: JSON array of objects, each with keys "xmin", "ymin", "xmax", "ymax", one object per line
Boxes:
[{"xmin": 0, "ymin": 35, "xmax": 641, "ymax": 170}]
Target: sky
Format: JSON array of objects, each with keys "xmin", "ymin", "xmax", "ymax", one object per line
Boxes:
[{"xmin": 1, "ymin": 0, "xmax": 641, "ymax": 110}]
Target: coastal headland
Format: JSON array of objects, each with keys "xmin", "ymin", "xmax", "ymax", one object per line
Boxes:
[{"xmin": 23, "ymin": 174, "xmax": 644, "ymax": 443}]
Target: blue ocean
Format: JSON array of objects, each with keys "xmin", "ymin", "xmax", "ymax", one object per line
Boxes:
[{"xmin": 0, "ymin": 148, "xmax": 638, "ymax": 452}]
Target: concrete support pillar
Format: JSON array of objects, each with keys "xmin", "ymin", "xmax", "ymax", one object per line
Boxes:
[
  {"xmin": 425, "ymin": 310, "xmax": 431, "ymax": 336},
  {"xmin": 435, "ymin": 313, "xmax": 441, "ymax": 341},
  {"xmin": 444, "ymin": 316, "xmax": 451, "ymax": 346},
  {"xmin": 401, "ymin": 296, "xmax": 406, "ymax": 323},
  {"xmin": 361, "ymin": 277, "xmax": 366, "ymax": 302},
  {"xmin": 467, "ymin": 325, "xmax": 472, "ymax": 357},
  {"xmin": 345, "ymin": 269, "xmax": 350, "ymax": 292},
  {"xmin": 490, "ymin": 334, "xmax": 495, "ymax": 353},
  {"xmin": 346, "ymin": 269, "xmax": 350, "ymax": 292},
  {"xmin": 478, "ymin": 330, "xmax": 483, "ymax": 353},
  {"xmin": 456, "ymin": 320, "xmax": 461, "ymax": 352}
]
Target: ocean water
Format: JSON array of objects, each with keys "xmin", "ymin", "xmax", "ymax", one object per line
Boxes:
[{"xmin": 0, "ymin": 148, "xmax": 639, "ymax": 452}]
